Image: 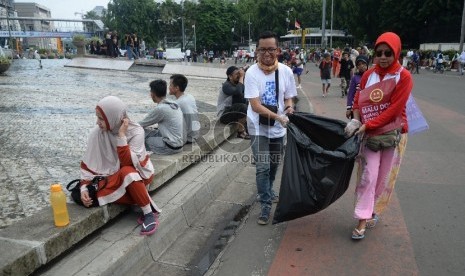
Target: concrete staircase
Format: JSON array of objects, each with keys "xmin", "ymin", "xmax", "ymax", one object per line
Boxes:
[{"xmin": 0, "ymin": 113, "xmax": 241, "ymax": 275}]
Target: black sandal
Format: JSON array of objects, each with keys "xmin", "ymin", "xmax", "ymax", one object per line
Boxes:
[{"xmin": 237, "ymin": 131, "xmax": 251, "ymax": 140}]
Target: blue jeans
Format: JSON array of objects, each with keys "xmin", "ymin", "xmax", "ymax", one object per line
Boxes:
[
  {"xmin": 127, "ymin": 46, "xmax": 133, "ymax": 59},
  {"xmin": 250, "ymin": 135, "xmax": 284, "ymax": 210}
]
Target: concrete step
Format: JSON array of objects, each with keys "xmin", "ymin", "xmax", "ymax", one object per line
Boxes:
[
  {"xmin": 36, "ymin": 137, "xmax": 252, "ymax": 276},
  {"xmin": 0, "ymin": 114, "xmax": 236, "ymax": 276},
  {"xmin": 64, "ymin": 57, "xmax": 134, "ymax": 71},
  {"xmin": 138, "ymin": 163, "xmax": 257, "ymax": 276}
]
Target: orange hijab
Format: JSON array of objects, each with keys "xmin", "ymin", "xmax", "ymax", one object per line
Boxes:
[{"xmin": 374, "ymin": 32, "xmax": 402, "ymax": 77}]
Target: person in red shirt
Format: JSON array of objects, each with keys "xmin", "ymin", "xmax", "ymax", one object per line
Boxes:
[
  {"xmin": 332, "ymin": 48, "xmax": 341, "ymax": 77},
  {"xmin": 344, "ymin": 32, "xmax": 413, "ymax": 240}
]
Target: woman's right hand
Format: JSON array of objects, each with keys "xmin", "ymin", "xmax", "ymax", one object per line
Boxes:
[
  {"xmin": 81, "ymin": 189, "xmax": 93, "ymax": 207},
  {"xmin": 119, "ymin": 118, "xmax": 129, "ymax": 137}
]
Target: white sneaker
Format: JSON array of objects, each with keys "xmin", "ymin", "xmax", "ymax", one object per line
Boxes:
[{"xmin": 296, "ymin": 84, "xmax": 302, "ymax": 89}]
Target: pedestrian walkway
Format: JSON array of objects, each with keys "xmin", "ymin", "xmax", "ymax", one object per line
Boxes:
[{"xmin": 207, "ymin": 61, "xmax": 420, "ymax": 276}]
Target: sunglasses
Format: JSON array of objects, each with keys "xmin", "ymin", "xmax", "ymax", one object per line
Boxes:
[{"xmin": 375, "ymin": 50, "xmax": 393, "ymax": 57}]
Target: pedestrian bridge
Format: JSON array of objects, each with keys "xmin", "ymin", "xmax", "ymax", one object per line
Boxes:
[{"xmin": 0, "ymin": 30, "xmax": 93, "ymax": 38}]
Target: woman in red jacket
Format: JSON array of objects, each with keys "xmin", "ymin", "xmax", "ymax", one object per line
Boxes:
[
  {"xmin": 345, "ymin": 32, "xmax": 413, "ymax": 240},
  {"xmin": 80, "ymin": 96, "xmax": 161, "ymax": 236}
]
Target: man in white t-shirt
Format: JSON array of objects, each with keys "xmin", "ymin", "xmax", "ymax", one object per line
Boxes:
[
  {"xmin": 245, "ymin": 31, "xmax": 297, "ymax": 225},
  {"xmin": 169, "ymin": 74, "xmax": 200, "ymax": 143}
]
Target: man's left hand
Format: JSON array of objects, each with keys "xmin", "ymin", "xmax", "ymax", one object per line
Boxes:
[{"xmin": 284, "ymin": 106, "xmax": 295, "ymax": 115}]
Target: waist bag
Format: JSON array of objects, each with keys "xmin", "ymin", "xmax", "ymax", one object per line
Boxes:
[{"xmin": 366, "ymin": 130, "xmax": 400, "ymax": 152}]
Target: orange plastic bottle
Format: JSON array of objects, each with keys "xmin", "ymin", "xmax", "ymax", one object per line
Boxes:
[{"xmin": 50, "ymin": 184, "xmax": 70, "ymax": 227}]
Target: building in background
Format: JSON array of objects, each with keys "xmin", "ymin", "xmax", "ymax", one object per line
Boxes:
[
  {"xmin": 91, "ymin": 6, "xmax": 105, "ymax": 17},
  {"xmin": 14, "ymin": 2, "xmax": 54, "ymax": 49},
  {"xmin": 0, "ymin": 0, "xmax": 21, "ymax": 48}
]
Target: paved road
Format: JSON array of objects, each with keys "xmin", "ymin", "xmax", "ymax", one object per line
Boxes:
[{"xmin": 209, "ymin": 63, "xmax": 465, "ymax": 276}]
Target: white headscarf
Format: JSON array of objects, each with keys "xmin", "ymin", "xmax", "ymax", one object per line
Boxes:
[{"xmin": 82, "ymin": 96, "xmax": 150, "ymax": 178}]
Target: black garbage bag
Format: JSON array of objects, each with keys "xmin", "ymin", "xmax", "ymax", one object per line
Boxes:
[{"xmin": 272, "ymin": 112, "xmax": 360, "ymax": 224}]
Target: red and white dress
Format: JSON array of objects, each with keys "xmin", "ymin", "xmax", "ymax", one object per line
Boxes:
[{"xmin": 80, "ymin": 96, "xmax": 160, "ymax": 212}]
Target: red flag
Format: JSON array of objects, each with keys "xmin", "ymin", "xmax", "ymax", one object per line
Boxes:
[{"xmin": 295, "ymin": 20, "xmax": 301, "ymax": 29}]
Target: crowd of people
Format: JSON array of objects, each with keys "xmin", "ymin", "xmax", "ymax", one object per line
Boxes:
[{"xmin": 88, "ymin": 31, "xmax": 146, "ymax": 59}]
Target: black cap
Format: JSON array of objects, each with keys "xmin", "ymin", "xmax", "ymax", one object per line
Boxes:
[
  {"xmin": 355, "ymin": 55, "xmax": 369, "ymax": 65},
  {"xmin": 226, "ymin": 66, "xmax": 239, "ymax": 76}
]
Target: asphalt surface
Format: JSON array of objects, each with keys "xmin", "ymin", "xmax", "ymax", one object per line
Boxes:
[{"xmin": 208, "ymin": 64, "xmax": 465, "ymax": 276}]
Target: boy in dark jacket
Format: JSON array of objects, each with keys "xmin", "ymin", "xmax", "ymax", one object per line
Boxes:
[
  {"xmin": 319, "ymin": 53, "xmax": 332, "ymax": 97},
  {"xmin": 339, "ymin": 51, "xmax": 354, "ymax": 98}
]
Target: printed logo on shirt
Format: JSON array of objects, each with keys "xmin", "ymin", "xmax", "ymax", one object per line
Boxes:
[
  {"xmin": 369, "ymin": 88, "xmax": 383, "ymax": 103},
  {"xmin": 261, "ymin": 81, "xmax": 277, "ymax": 106}
]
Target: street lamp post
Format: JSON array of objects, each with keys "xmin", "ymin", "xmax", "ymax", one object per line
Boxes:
[
  {"xmin": 321, "ymin": 0, "xmax": 327, "ymax": 49},
  {"xmin": 230, "ymin": 20, "xmax": 235, "ymax": 55},
  {"xmin": 330, "ymin": 0, "xmax": 333, "ymax": 49},
  {"xmin": 181, "ymin": 1, "xmax": 185, "ymax": 51},
  {"xmin": 286, "ymin": 8, "xmax": 293, "ymax": 33},
  {"xmin": 181, "ymin": 17, "xmax": 185, "ymax": 50},
  {"xmin": 248, "ymin": 15, "xmax": 251, "ymax": 47},
  {"xmin": 192, "ymin": 24, "xmax": 196, "ymax": 53},
  {"xmin": 2, "ymin": 0, "xmax": 12, "ymax": 49},
  {"xmin": 460, "ymin": 0, "xmax": 465, "ymax": 52}
]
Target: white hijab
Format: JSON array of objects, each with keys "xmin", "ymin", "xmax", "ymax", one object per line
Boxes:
[{"xmin": 82, "ymin": 96, "xmax": 148, "ymax": 177}]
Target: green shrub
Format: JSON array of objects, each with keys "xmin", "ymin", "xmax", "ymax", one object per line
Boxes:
[
  {"xmin": 0, "ymin": 55, "xmax": 11, "ymax": 64},
  {"xmin": 72, "ymin": 34, "xmax": 87, "ymax": 43},
  {"xmin": 90, "ymin": 36, "xmax": 102, "ymax": 44}
]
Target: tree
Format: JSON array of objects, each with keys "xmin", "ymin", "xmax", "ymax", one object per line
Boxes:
[
  {"xmin": 101, "ymin": 0, "xmax": 463, "ymax": 52},
  {"xmin": 195, "ymin": 0, "xmax": 236, "ymax": 51},
  {"xmin": 84, "ymin": 11, "xmax": 101, "ymax": 20},
  {"xmin": 104, "ymin": 0, "xmax": 159, "ymax": 46}
]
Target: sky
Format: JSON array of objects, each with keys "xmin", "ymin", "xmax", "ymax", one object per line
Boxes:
[{"xmin": 15, "ymin": 0, "xmax": 110, "ymax": 19}]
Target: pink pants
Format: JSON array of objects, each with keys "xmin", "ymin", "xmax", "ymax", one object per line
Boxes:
[{"xmin": 354, "ymin": 146, "xmax": 396, "ymax": 220}]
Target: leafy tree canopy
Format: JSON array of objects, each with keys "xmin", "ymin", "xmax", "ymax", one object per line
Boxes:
[{"xmin": 99, "ymin": 0, "xmax": 463, "ymax": 51}]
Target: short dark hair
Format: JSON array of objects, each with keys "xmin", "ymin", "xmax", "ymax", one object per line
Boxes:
[
  {"xmin": 149, "ymin": 79, "xmax": 167, "ymax": 98},
  {"xmin": 226, "ymin": 66, "xmax": 239, "ymax": 80},
  {"xmin": 257, "ymin": 31, "xmax": 278, "ymax": 48},
  {"xmin": 170, "ymin": 74, "xmax": 188, "ymax": 92}
]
